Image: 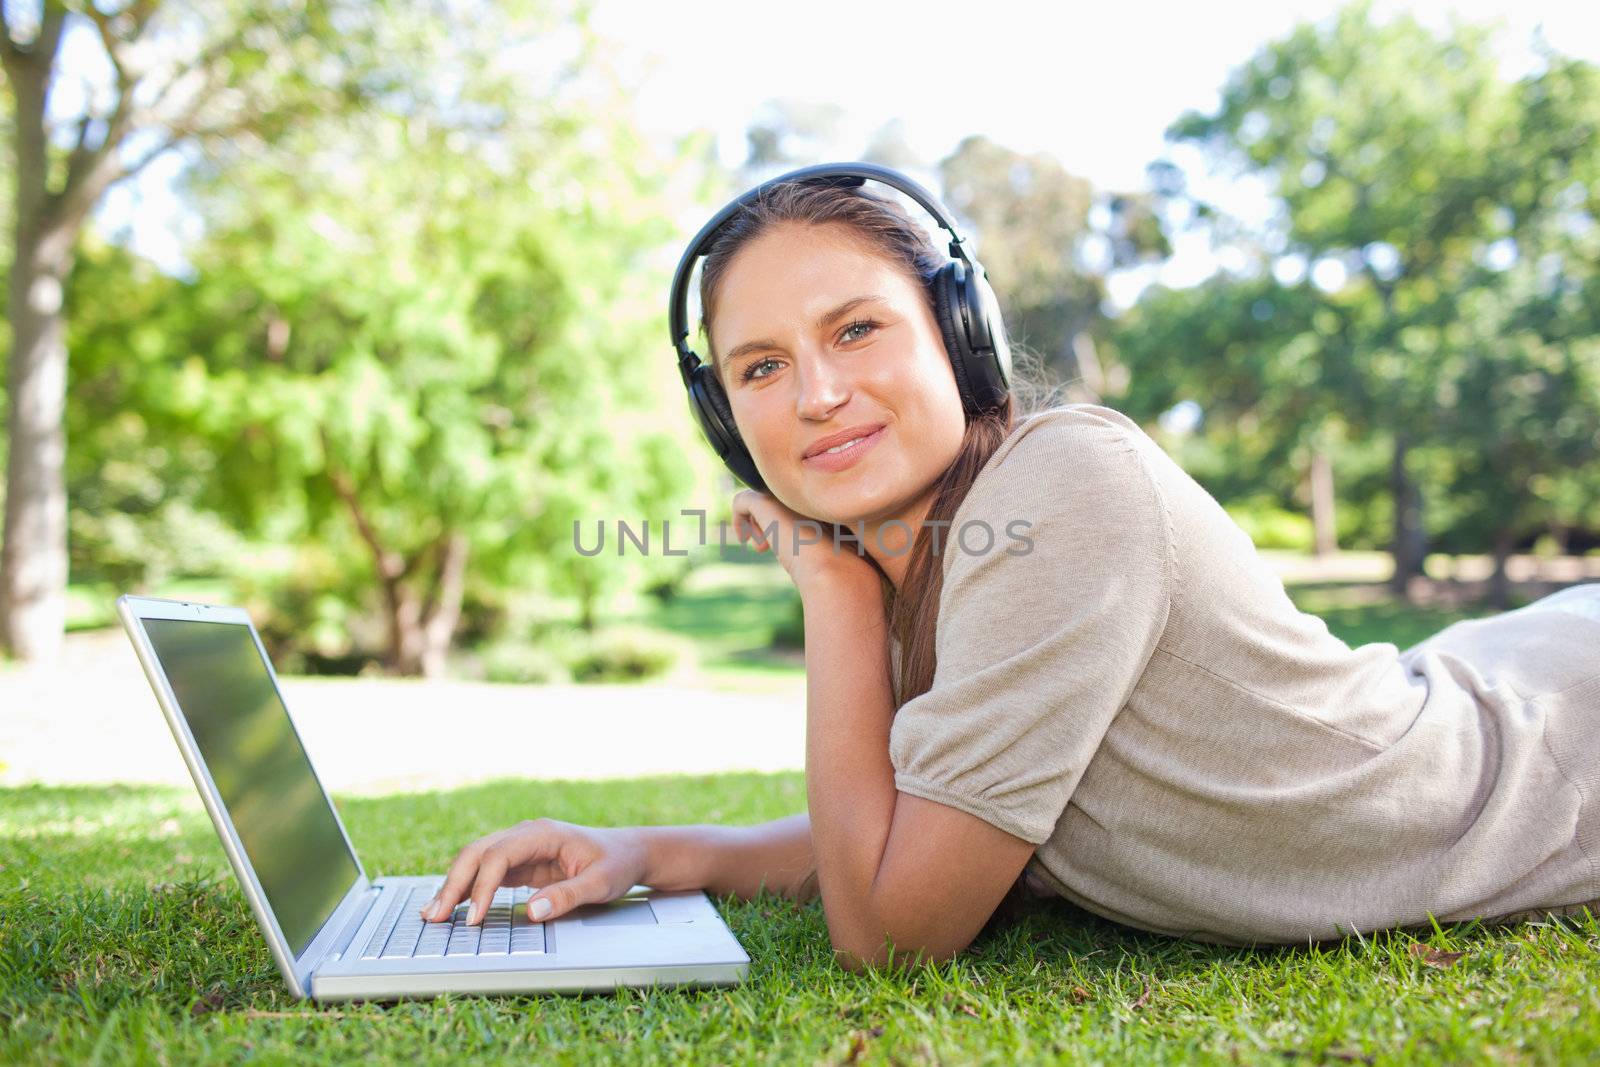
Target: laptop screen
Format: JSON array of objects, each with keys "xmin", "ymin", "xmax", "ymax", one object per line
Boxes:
[{"xmin": 143, "ymin": 618, "xmax": 361, "ymax": 956}]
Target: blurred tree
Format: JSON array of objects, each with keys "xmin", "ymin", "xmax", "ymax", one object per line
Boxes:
[
  {"xmin": 1432, "ymin": 52, "xmax": 1600, "ymax": 603},
  {"xmin": 1111, "ymin": 273, "xmax": 1351, "ymax": 551},
  {"xmin": 63, "ymin": 232, "xmax": 242, "ymax": 592},
  {"xmin": 738, "ymin": 97, "xmax": 847, "ymax": 186},
  {"xmin": 1, "ymin": 55, "xmax": 11, "ymax": 525},
  {"xmin": 1163, "ymin": 0, "xmax": 1599, "ymax": 592},
  {"xmin": 118, "ymin": 1, "xmax": 713, "ymax": 676},
  {"xmin": 860, "ymin": 117, "xmax": 923, "ymax": 173},
  {"xmin": 938, "ymin": 135, "xmax": 1168, "ymax": 399},
  {"xmin": 0, "ymin": 0, "xmax": 375, "ymax": 661}
]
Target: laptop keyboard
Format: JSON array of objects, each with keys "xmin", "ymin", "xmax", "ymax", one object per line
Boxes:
[{"xmin": 360, "ymin": 885, "xmax": 546, "ymax": 960}]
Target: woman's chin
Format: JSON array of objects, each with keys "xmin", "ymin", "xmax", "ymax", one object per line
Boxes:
[
  {"xmin": 795, "ymin": 493, "xmax": 891, "ymax": 531},
  {"xmin": 783, "ymin": 462, "xmax": 912, "ymax": 527}
]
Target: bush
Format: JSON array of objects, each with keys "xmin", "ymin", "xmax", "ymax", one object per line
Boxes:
[
  {"xmin": 466, "ymin": 627, "xmax": 683, "ymax": 685},
  {"xmin": 770, "ymin": 596, "xmax": 805, "ymax": 650},
  {"xmin": 565, "ymin": 626, "xmax": 684, "ymax": 683},
  {"xmin": 1225, "ymin": 498, "xmax": 1316, "ymax": 552},
  {"xmin": 477, "ymin": 642, "xmax": 573, "ymax": 685},
  {"xmin": 233, "ymin": 545, "xmax": 385, "ymax": 676}
]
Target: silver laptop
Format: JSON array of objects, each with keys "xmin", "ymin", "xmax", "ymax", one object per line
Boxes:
[{"xmin": 116, "ymin": 595, "xmax": 750, "ymax": 1000}]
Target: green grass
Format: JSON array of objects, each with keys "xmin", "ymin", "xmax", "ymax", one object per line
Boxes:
[
  {"xmin": 1285, "ymin": 584, "xmax": 1515, "ymax": 653},
  {"xmin": 626, "ymin": 561, "xmax": 807, "ymax": 690},
  {"xmin": 4, "ymin": 775, "xmax": 1599, "ymax": 1065}
]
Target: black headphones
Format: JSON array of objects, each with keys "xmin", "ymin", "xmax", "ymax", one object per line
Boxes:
[{"xmin": 668, "ymin": 161, "xmax": 1013, "ymax": 494}]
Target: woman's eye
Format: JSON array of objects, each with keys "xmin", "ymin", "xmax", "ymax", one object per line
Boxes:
[
  {"xmin": 840, "ymin": 320, "xmax": 879, "ymax": 343},
  {"xmin": 743, "ymin": 358, "xmax": 780, "ymax": 382}
]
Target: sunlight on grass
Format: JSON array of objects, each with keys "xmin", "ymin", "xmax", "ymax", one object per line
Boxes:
[{"xmin": 5, "ymin": 774, "xmax": 1599, "ymax": 1064}]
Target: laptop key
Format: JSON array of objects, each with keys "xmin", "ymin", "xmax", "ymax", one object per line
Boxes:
[
  {"xmin": 509, "ymin": 888, "xmax": 547, "ymax": 954},
  {"xmin": 446, "ymin": 925, "xmax": 482, "ymax": 956},
  {"xmin": 376, "ymin": 888, "xmax": 433, "ymax": 957},
  {"xmin": 510, "ymin": 928, "xmax": 545, "ymax": 954},
  {"xmin": 383, "ymin": 924, "xmax": 424, "ymax": 958},
  {"xmin": 361, "ymin": 891, "xmax": 410, "ymax": 959}
]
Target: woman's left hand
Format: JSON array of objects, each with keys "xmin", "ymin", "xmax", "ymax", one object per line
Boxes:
[{"xmin": 731, "ymin": 489, "xmax": 879, "ymax": 594}]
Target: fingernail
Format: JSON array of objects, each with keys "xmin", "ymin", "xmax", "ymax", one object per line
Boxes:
[
  {"xmin": 423, "ymin": 895, "xmax": 439, "ymax": 919},
  {"xmin": 468, "ymin": 901, "xmax": 482, "ymax": 925},
  {"xmin": 529, "ymin": 897, "xmax": 553, "ymax": 920}
]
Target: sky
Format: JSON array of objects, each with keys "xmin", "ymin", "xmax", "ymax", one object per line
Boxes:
[
  {"xmin": 88, "ymin": 0, "xmax": 1600, "ymax": 303},
  {"xmin": 591, "ymin": 0, "xmax": 1597, "ymax": 190}
]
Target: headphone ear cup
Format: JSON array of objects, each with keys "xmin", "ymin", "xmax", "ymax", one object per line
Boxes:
[
  {"xmin": 689, "ymin": 364, "xmax": 768, "ymax": 493},
  {"xmin": 933, "ymin": 262, "xmax": 981, "ymax": 418},
  {"xmin": 938, "ymin": 259, "xmax": 1011, "ymax": 414},
  {"xmin": 969, "ymin": 269, "xmax": 1013, "ymax": 393}
]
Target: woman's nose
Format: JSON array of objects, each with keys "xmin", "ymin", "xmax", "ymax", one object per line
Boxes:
[{"xmin": 794, "ymin": 351, "xmax": 850, "ymax": 421}]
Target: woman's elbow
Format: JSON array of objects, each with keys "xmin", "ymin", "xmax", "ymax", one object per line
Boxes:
[{"xmin": 828, "ymin": 927, "xmax": 972, "ymax": 972}]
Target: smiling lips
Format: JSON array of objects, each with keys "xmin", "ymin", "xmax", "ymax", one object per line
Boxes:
[{"xmin": 801, "ymin": 423, "xmax": 887, "ymax": 472}]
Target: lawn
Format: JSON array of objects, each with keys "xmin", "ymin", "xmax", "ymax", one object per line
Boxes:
[
  {"xmin": 8, "ymin": 568, "xmax": 1597, "ymax": 1063},
  {"xmin": 4, "ymin": 771, "xmax": 1599, "ymax": 1065}
]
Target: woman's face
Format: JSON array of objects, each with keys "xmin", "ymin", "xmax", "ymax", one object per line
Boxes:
[{"xmin": 708, "ymin": 221, "xmax": 967, "ymax": 529}]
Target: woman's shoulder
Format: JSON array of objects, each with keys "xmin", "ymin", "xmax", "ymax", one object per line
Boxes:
[
  {"xmin": 968, "ymin": 403, "xmax": 1161, "ymax": 502},
  {"xmin": 944, "ymin": 402, "xmax": 1175, "ymax": 580}
]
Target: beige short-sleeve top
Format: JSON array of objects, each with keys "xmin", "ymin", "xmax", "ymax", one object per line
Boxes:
[{"xmin": 887, "ymin": 403, "xmax": 1600, "ymax": 946}]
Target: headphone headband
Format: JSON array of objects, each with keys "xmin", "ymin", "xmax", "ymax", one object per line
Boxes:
[{"xmin": 669, "ymin": 162, "xmax": 989, "ymax": 384}]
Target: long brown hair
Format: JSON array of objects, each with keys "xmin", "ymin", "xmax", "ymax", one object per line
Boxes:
[{"xmin": 697, "ymin": 178, "xmax": 1053, "ymax": 708}]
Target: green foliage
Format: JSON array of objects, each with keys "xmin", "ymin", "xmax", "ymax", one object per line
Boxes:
[
  {"xmin": 65, "ymin": 235, "xmax": 249, "ymax": 589},
  {"xmin": 1120, "ymin": 1, "xmax": 1600, "ymax": 558},
  {"xmin": 770, "ymin": 595, "xmax": 806, "ymax": 650},
  {"xmin": 627, "ymin": 561, "xmax": 803, "ymax": 678},
  {"xmin": 57, "ymin": 1, "xmax": 724, "ymax": 670},
  {"xmin": 476, "ymin": 640, "xmax": 573, "ymax": 685},
  {"xmin": 938, "ymin": 135, "xmax": 1167, "ymax": 390},
  {"xmin": 1225, "ymin": 498, "xmax": 1315, "ymax": 552},
  {"xmin": 563, "ymin": 624, "xmax": 686, "ymax": 683},
  {"xmin": 232, "ymin": 543, "xmax": 382, "ymax": 675},
  {"xmin": 476, "ymin": 622, "xmax": 689, "ymax": 685}
]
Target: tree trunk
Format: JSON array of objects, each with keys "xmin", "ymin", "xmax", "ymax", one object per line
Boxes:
[
  {"xmin": 383, "ymin": 580, "xmax": 426, "ymax": 677},
  {"xmin": 575, "ymin": 565, "xmax": 597, "ymax": 632},
  {"xmin": 1388, "ymin": 434, "xmax": 1427, "ymax": 597},
  {"xmin": 1, "ymin": 20, "xmax": 74, "ymax": 663},
  {"xmin": 1309, "ymin": 445, "xmax": 1338, "ymax": 558},
  {"xmin": 1488, "ymin": 527, "xmax": 1515, "ymax": 611},
  {"xmin": 1, "ymin": 226, "xmax": 74, "ymax": 662},
  {"xmin": 376, "ymin": 535, "xmax": 469, "ymax": 679},
  {"xmin": 327, "ymin": 456, "xmax": 469, "ymax": 678},
  {"xmin": 417, "ymin": 534, "xmax": 468, "ymax": 679}
]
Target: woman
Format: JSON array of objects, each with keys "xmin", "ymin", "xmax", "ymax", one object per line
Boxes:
[{"xmin": 421, "ymin": 167, "xmax": 1600, "ymax": 967}]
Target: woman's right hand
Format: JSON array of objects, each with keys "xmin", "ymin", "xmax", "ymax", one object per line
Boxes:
[{"xmin": 421, "ymin": 818, "xmax": 651, "ymax": 926}]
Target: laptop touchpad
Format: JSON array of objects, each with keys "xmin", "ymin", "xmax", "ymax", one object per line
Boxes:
[{"xmin": 571, "ymin": 900, "xmax": 659, "ymax": 926}]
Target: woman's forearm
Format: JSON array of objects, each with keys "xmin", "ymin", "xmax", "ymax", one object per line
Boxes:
[
  {"xmin": 636, "ymin": 813, "xmax": 817, "ymax": 902},
  {"xmin": 798, "ymin": 569, "xmax": 899, "ymax": 959}
]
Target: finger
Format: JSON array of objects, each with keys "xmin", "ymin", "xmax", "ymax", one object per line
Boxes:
[
  {"xmin": 736, "ymin": 513, "xmax": 767, "ymax": 552},
  {"xmin": 424, "ymin": 839, "xmax": 489, "ymax": 921},
  {"xmin": 527, "ymin": 867, "xmax": 612, "ymax": 924},
  {"xmin": 464, "ymin": 847, "xmax": 512, "ymax": 926},
  {"xmin": 737, "ymin": 510, "xmax": 767, "ymax": 551}
]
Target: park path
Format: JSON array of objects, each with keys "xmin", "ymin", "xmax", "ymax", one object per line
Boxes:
[{"xmin": 0, "ymin": 629, "xmax": 807, "ymax": 796}]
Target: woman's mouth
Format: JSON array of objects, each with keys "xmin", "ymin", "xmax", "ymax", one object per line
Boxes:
[{"xmin": 802, "ymin": 425, "xmax": 887, "ymax": 473}]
